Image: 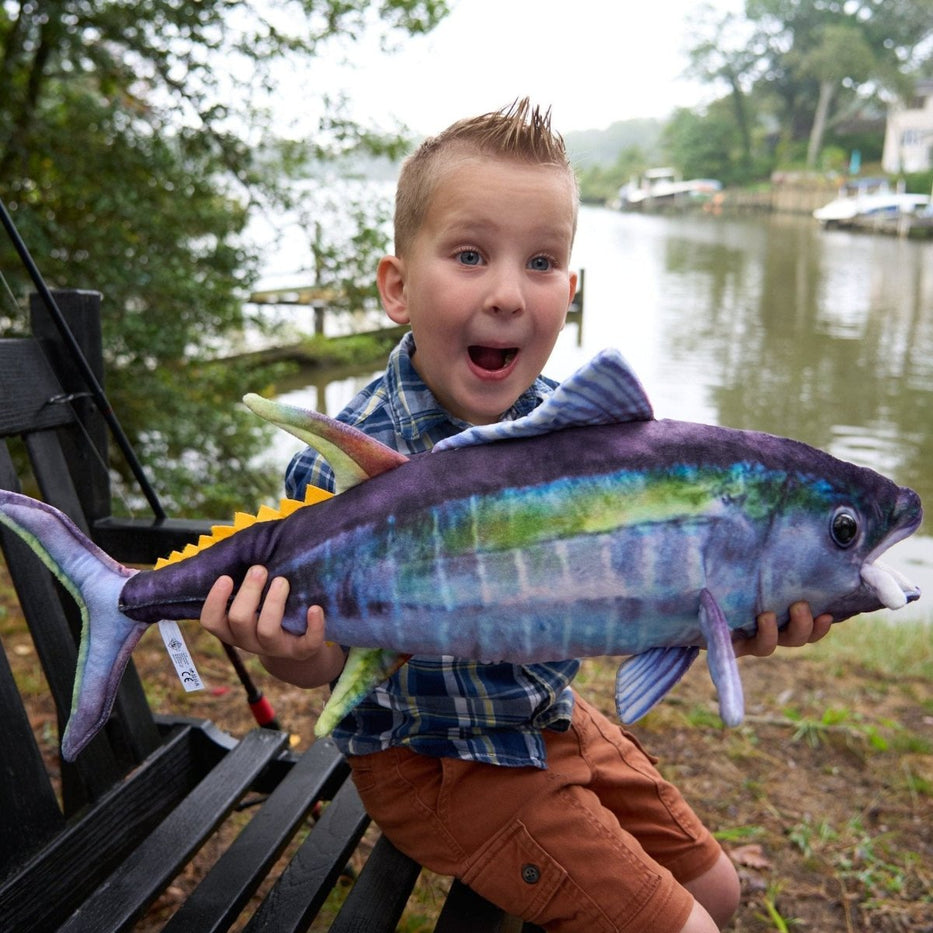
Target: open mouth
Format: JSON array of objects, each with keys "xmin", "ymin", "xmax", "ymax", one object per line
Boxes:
[{"xmin": 468, "ymin": 346, "xmax": 518, "ymax": 371}]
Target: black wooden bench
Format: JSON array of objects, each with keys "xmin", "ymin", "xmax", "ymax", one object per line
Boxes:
[{"xmin": 0, "ymin": 290, "xmax": 538, "ymax": 932}]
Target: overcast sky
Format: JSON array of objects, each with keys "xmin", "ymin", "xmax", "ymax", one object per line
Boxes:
[{"xmin": 307, "ymin": 0, "xmax": 742, "ymax": 136}]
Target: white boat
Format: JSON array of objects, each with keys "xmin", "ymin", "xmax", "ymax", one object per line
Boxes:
[
  {"xmin": 618, "ymin": 168, "xmax": 721, "ymax": 210},
  {"xmin": 814, "ymin": 178, "xmax": 930, "ymax": 227}
]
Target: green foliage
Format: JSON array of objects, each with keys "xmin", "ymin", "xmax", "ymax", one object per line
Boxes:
[
  {"xmin": 295, "ymin": 329, "xmax": 402, "ymax": 367},
  {"xmin": 672, "ymin": 0, "xmax": 933, "ymax": 182},
  {"xmin": 0, "ymin": 1, "xmax": 448, "ymax": 516},
  {"xmin": 903, "ymin": 169, "xmax": 933, "ymax": 193},
  {"xmin": 662, "ymin": 102, "xmax": 761, "ymax": 186},
  {"xmin": 576, "ymin": 145, "xmax": 652, "ymax": 204}
]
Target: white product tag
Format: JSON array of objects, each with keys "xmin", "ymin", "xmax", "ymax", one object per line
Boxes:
[{"xmin": 158, "ymin": 620, "xmax": 205, "ymax": 692}]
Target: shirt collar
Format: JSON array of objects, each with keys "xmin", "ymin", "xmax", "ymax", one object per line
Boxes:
[{"xmin": 385, "ymin": 332, "xmax": 556, "ymax": 444}]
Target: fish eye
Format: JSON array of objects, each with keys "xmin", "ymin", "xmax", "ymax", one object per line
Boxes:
[{"xmin": 830, "ymin": 508, "xmax": 859, "ymax": 548}]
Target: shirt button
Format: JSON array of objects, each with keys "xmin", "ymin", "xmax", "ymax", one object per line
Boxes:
[{"xmin": 521, "ymin": 863, "xmax": 541, "ymax": 884}]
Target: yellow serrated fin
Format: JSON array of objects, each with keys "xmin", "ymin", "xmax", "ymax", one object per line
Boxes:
[
  {"xmin": 278, "ymin": 498, "xmax": 304, "ymax": 517},
  {"xmin": 154, "ymin": 548, "xmax": 186, "ymax": 569},
  {"xmin": 152, "ymin": 484, "xmax": 335, "ymax": 569},
  {"xmin": 303, "ymin": 485, "xmax": 333, "ymax": 505}
]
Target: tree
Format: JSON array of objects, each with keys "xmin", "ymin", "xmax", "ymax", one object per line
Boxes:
[
  {"xmin": 0, "ymin": 1, "xmax": 448, "ymax": 515},
  {"xmin": 681, "ymin": 1, "xmax": 933, "ymax": 176},
  {"xmin": 662, "ymin": 101, "xmax": 755, "ymax": 186},
  {"xmin": 685, "ymin": 5, "xmax": 765, "ymax": 172},
  {"xmin": 799, "ymin": 23, "xmax": 876, "ymax": 168},
  {"xmin": 745, "ymin": 0, "xmax": 933, "ymax": 167}
]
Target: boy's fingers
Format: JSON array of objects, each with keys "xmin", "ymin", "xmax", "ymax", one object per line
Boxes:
[
  {"xmin": 741, "ymin": 612, "xmax": 778, "ymax": 657},
  {"xmin": 256, "ymin": 576, "xmax": 290, "ymax": 640},
  {"xmin": 201, "ymin": 575, "xmax": 235, "ymax": 635},
  {"xmin": 809, "ymin": 613, "xmax": 834, "ymax": 643},
  {"xmin": 254, "ymin": 581, "xmax": 328, "ymax": 660},
  {"xmin": 226, "ymin": 565, "xmax": 268, "ymax": 624},
  {"xmin": 307, "ymin": 605, "xmax": 326, "ymax": 639},
  {"xmin": 779, "ymin": 602, "xmax": 817, "ymax": 647}
]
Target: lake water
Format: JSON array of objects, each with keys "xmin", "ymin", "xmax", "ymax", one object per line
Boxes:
[{"xmin": 270, "ymin": 206, "xmax": 933, "ymax": 620}]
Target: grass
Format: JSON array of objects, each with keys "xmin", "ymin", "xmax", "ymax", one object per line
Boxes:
[{"xmin": 807, "ymin": 613, "xmax": 933, "ymax": 681}]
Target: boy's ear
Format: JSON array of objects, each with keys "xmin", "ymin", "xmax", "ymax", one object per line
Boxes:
[
  {"xmin": 377, "ymin": 255, "xmax": 410, "ymax": 324},
  {"xmin": 562, "ymin": 271, "xmax": 579, "ymax": 328}
]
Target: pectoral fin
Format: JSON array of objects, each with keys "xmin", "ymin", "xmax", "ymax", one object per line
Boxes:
[
  {"xmin": 698, "ymin": 588, "xmax": 743, "ymax": 726},
  {"xmin": 315, "ymin": 647, "xmax": 411, "ymax": 736},
  {"xmin": 615, "ymin": 645, "xmax": 700, "ymax": 723}
]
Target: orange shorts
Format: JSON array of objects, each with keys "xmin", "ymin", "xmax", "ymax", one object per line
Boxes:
[{"xmin": 348, "ymin": 693, "xmax": 723, "ymax": 932}]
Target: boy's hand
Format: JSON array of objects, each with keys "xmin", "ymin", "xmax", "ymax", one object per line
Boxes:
[
  {"xmin": 201, "ymin": 565, "xmax": 326, "ymax": 662},
  {"xmin": 201, "ymin": 567, "xmax": 346, "ymax": 687},
  {"xmin": 734, "ymin": 602, "xmax": 834, "ymax": 659},
  {"xmin": 201, "ymin": 566, "xmax": 346, "ymax": 688}
]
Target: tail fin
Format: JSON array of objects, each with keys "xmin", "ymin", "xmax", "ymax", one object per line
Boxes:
[{"xmin": 0, "ymin": 490, "xmax": 147, "ymax": 760}]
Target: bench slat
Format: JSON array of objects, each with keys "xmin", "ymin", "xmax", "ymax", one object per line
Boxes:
[
  {"xmin": 328, "ymin": 833, "xmax": 423, "ymax": 933},
  {"xmin": 0, "ymin": 724, "xmax": 226, "ymax": 931},
  {"xmin": 55, "ymin": 727, "xmax": 288, "ymax": 933},
  {"xmin": 162, "ymin": 738, "xmax": 348, "ymax": 932},
  {"xmin": 242, "ymin": 775, "xmax": 372, "ymax": 932}
]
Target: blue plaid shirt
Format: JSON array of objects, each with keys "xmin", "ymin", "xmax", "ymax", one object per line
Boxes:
[{"xmin": 286, "ymin": 332, "xmax": 578, "ymax": 768}]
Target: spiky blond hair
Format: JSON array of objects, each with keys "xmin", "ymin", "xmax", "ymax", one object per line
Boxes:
[{"xmin": 393, "ymin": 98, "xmax": 578, "ymax": 256}]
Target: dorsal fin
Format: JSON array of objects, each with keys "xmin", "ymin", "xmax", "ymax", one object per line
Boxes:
[
  {"xmin": 153, "ymin": 484, "xmax": 332, "ymax": 569},
  {"xmin": 243, "ymin": 394, "xmax": 408, "ymax": 493},
  {"xmin": 434, "ymin": 349, "xmax": 654, "ymax": 453}
]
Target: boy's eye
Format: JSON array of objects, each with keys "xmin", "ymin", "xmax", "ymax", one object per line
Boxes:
[
  {"xmin": 457, "ymin": 250, "xmax": 482, "ymax": 266},
  {"xmin": 528, "ymin": 255, "xmax": 553, "ymax": 271}
]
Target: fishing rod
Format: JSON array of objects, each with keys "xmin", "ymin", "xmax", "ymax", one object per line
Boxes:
[
  {"xmin": 0, "ymin": 195, "xmax": 166, "ymax": 521},
  {"xmin": 1, "ymin": 196, "xmax": 282, "ymax": 730}
]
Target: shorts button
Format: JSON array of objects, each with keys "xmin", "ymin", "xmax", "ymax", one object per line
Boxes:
[{"xmin": 521, "ymin": 863, "xmax": 541, "ymax": 884}]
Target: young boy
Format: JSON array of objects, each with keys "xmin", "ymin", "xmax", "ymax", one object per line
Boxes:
[{"xmin": 202, "ymin": 100, "xmax": 832, "ymax": 932}]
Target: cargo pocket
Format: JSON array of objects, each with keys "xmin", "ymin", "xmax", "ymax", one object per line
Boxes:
[{"xmin": 461, "ymin": 818, "xmax": 566, "ymax": 922}]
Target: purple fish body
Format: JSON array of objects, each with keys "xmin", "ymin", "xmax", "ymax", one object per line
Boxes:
[
  {"xmin": 121, "ymin": 418, "xmax": 920, "ymax": 656},
  {"xmin": 0, "ymin": 350, "xmax": 922, "ymax": 759}
]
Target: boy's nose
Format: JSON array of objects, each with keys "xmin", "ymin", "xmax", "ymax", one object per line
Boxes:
[{"xmin": 484, "ymin": 268, "xmax": 525, "ymax": 315}]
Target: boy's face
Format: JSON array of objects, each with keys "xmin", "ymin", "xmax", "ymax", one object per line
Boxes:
[{"xmin": 378, "ymin": 156, "xmax": 578, "ymax": 425}]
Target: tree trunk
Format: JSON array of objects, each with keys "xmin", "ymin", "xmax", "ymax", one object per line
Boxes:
[
  {"xmin": 728, "ymin": 75, "xmax": 753, "ymax": 170},
  {"xmin": 806, "ymin": 80, "xmax": 836, "ymax": 170}
]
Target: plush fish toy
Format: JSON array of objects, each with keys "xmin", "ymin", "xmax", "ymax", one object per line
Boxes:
[{"xmin": 0, "ymin": 351, "xmax": 922, "ymax": 760}]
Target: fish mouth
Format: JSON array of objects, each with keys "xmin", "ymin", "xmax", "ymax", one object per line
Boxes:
[
  {"xmin": 468, "ymin": 345, "xmax": 519, "ymax": 372},
  {"xmin": 858, "ymin": 486, "xmax": 923, "ymax": 610},
  {"xmin": 860, "ymin": 560, "xmax": 920, "ymax": 610}
]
